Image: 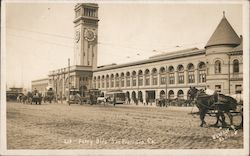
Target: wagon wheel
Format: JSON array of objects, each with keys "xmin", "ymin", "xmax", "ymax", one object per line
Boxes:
[
  {"xmin": 223, "ymin": 111, "xmax": 243, "ymax": 129},
  {"xmin": 204, "ymin": 110, "xmax": 220, "ymax": 127}
]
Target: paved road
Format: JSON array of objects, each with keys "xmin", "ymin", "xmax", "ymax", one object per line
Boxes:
[{"xmin": 7, "ymin": 102, "xmax": 243, "ymax": 149}]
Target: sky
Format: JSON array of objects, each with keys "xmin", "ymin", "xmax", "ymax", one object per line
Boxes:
[{"xmin": 3, "ymin": 1, "xmax": 243, "ymax": 90}]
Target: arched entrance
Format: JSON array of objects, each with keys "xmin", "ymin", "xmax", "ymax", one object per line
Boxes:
[
  {"xmin": 177, "ymin": 90, "xmax": 184, "ymax": 100},
  {"xmin": 168, "ymin": 90, "xmax": 174, "ymax": 100},
  {"xmin": 132, "ymin": 91, "xmax": 136, "ymax": 101},
  {"xmin": 79, "ymin": 85, "xmax": 87, "ymax": 97},
  {"xmin": 138, "ymin": 91, "xmax": 143, "ymax": 103},
  {"xmin": 126, "ymin": 91, "xmax": 130, "ymax": 104},
  {"xmin": 160, "ymin": 90, "xmax": 165, "ymax": 99}
]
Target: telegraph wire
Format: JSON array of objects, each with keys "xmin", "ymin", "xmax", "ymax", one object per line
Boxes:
[
  {"xmin": 7, "ymin": 26, "xmax": 74, "ymax": 40},
  {"xmin": 6, "ymin": 26, "xmax": 206, "ymax": 51},
  {"xmin": 7, "ymin": 33, "xmax": 74, "ymax": 48}
]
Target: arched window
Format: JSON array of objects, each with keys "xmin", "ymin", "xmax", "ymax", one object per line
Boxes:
[
  {"xmin": 97, "ymin": 76, "xmax": 101, "ymax": 88},
  {"xmin": 168, "ymin": 90, "xmax": 174, "ymax": 100},
  {"xmin": 160, "ymin": 67, "xmax": 166, "ymax": 85},
  {"xmin": 101, "ymin": 75, "xmax": 105, "ymax": 88},
  {"xmin": 152, "ymin": 68, "xmax": 158, "ymax": 85},
  {"xmin": 233, "ymin": 59, "xmax": 239, "ymax": 73},
  {"xmin": 138, "ymin": 70, "xmax": 143, "ymax": 86},
  {"xmin": 111, "ymin": 74, "xmax": 114, "ymax": 88},
  {"xmin": 145, "ymin": 69, "xmax": 150, "ymax": 86},
  {"xmin": 160, "ymin": 90, "xmax": 165, "ymax": 98},
  {"xmin": 115, "ymin": 73, "xmax": 119, "ymax": 88},
  {"xmin": 177, "ymin": 90, "xmax": 184, "ymax": 100},
  {"xmin": 215, "ymin": 60, "xmax": 221, "ymax": 74},
  {"xmin": 106, "ymin": 75, "xmax": 109, "ymax": 88},
  {"xmin": 198, "ymin": 62, "xmax": 206, "ymax": 83},
  {"xmin": 187, "ymin": 63, "xmax": 195, "ymax": 83},
  {"xmin": 132, "ymin": 71, "xmax": 137, "ymax": 86},
  {"xmin": 177, "ymin": 65, "xmax": 184, "ymax": 84},
  {"xmin": 93, "ymin": 76, "xmax": 97, "ymax": 89},
  {"xmin": 126, "ymin": 72, "xmax": 130, "ymax": 87},
  {"xmin": 168, "ymin": 66, "xmax": 175, "ymax": 84},
  {"xmin": 120, "ymin": 73, "xmax": 125, "ymax": 87}
]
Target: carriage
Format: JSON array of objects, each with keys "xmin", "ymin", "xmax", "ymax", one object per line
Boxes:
[
  {"xmin": 43, "ymin": 88, "xmax": 55, "ymax": 103},
  {"xmin": 68, "ymin": 88, "xmax": 101, "ymax": 105},
  {"xmin": 189, "ymin": 87, "xmax": 243, "ymax": 129}
]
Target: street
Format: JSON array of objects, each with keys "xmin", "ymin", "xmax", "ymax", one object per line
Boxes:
[{"xmin": 7, "ymin": 102, "xmax": 243, "ymax": 149}]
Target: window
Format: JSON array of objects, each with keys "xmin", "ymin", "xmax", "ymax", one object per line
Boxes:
[
  {"xmin": 178, "ymin": 72, "xmax": 184, "ymax": 84},
  {"xmin": 126, "ymin": 77, "xmax": 130, "ymax": 87},
  {"xmin": 177, "ymin": 90, "xmax": 184, "ymax": 100},
  {"xmin": 138, "ymin": 71, "xmax": 143, "ymax": 86},
  {"xmin": 132, "ymin": 77, "xmax": 136, "ymax": 86},
  {"xmin": 199, "ymin": 70, "xmax": 206, "ymax": 83},
  {"xmin": 145, "ymin": 69, "xmax": 150, "ymax": 86},
  {"xmin": 233, "ymin": 60, "xmax": 239, "ymax": 73},
  {"xmin": 115, "ymin": 74, "xmax": 119, "ymax": 88},
  {"xmin": 198, "ymin": 62, "xmax": 206, "ymax": 83},
  {"xmin": 145, "ymin": 77, "xmax": 150, "ymax": 85},
  {"xmin": 111, "ymin": 75, "xmax": 114, "ymax": 88},
  {"xmin": 106, "ymin": 79, "xmax": 109, "ymax": 88},
  {"xmin": 215, "ymin": 60, "xmax": 221, "ymax": 74},
  {"xmin": 160, "ymin": 77, "xmax": 166, "ymax": 85},
  {"xmin": 169, "ymin": 66, "xmax": 175, "ymax": 84},
  {"xmin": 188, "ymin": 71, "xmax": 195, "ymax": 83},
  {"xmin": 132, "ymin": 71, "xmax": 137, "ymax": 86},
  {"xmin": 187, "ymin": 63, "xmax": 195, "ymax": 83},
  {"xmin": 215, "ymin": 85, "xmax": 221, "ymax": 93},
  {"xmin": 169, "ymin": 73, "xmax": 175, "ymax": 84},
  {"xmin": 138, "ymin": 77, "xmax": 143, "ymax": 86},
  {"xmin": 152, "ymin": 76, "xmax": 158, "ymax": 85},
  {"xmin": 121, "ymin": 77, "xmax": 124, "ymax": 87},
  {"xmin": 168, "ymin": 90, "xmax": 175, "ymax": 100},
  {"xmin": 101, "ymin": 79, "xmax": 104, "ymax": 88},
  {"xmin": 177, "ymin": 65, "xmax": 184, "ymax": 84},
  {"xmin": 84, "ymin": 8, "xmax": 96, "ymax": 17},
  {"xmin": 160, "ymin": 67, "xmax": 166, "ymax": 85},
  {"xmin": 97, "ymin": 77, "xmax": 100, "ymax": 88},
  {"xmin": 152, "ymin": 68, "xmax": 158, "ymax": 85},
  {"xmin": 235, "ymin": 85, "xmax": 242, "ymax": 94}
]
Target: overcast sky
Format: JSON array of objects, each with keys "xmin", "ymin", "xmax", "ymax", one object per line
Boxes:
[{"xmin": 4, "ymin": 1, "xmax": 243, "ymax": 89}]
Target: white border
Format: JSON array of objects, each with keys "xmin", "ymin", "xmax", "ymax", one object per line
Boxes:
[{"xmin": 1, "ymin": 0, "xmax": 249, "ymax": 156}]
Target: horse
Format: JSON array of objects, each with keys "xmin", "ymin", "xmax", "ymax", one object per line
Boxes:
[{"xmin": 189, "ymin": 87, "xmax": 238, "ymax": 128}]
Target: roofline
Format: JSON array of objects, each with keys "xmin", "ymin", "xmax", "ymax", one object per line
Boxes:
[
  {"xmin": 205, "ymin": 43, "xmax": 240, "ymax": 49},
  {"xmin": 31, "ymin": 78, "xmax": 49, "ymax": 82},
  {"xmin": 94, "ymin": 49, "xmax": 205, "ymax": 72}
]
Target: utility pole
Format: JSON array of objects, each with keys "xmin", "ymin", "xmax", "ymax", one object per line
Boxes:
[
  {"xmin": 68, "ymin": 58, "xmax": 70, "ymax": 102},
  {"xmin": 165, "ymin": 70, "xmax": 168, "ymax": 105}
]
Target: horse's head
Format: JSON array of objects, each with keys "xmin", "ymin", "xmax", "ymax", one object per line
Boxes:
[{"xmin": 189, "ymin": 87, "xmax": 199, "ymax": 99}]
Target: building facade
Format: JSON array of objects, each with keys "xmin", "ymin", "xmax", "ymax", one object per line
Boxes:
[
  {"xmin": 31, "ymin": 78, "xmax": 49, "ymax": 96},
  {"xmin": 33, "ymin": 4, "xmax": 243, "ymax": 105},
  {"xmin": 92, "ymin": 10, "xmax": 243, "ymax": 105},
  {"xmin": 47, "ymin": 4, "xmax": 99, "ymax": 98}
]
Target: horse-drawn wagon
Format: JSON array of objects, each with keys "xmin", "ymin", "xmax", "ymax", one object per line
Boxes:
[{"xmin": 189, "ymin": 87, "xmax": 243, "ymax": 129}]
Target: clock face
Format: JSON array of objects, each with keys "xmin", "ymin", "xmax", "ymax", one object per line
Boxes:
[
  {"xmin": 75, "ymin": 30, "xmax": 80, "ymax": 43},
  {"xmin": 84, "ymin": 29, "xmax": 96, "ymax": 42}
]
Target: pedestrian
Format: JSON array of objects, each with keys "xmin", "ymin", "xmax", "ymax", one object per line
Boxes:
[
  {"xmin": 146, "ymin": 97, "xmax": 149, "ymax": 105},
  {"xmin": 90, "ymin": 93, "xmax": 93, "ymax": 105}
]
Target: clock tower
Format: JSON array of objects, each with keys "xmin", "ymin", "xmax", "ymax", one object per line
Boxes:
[{"xmin": 73, "ymin": 3, "xmax": 99, "ymax": 69}]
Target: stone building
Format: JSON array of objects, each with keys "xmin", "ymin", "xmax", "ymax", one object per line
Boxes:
[
  {"xmin": 92, "ymin": 11, "xmax": 243, "ymax": 104},
  {"xmin": 31, "ymin": 78, "xmax": 49, "ymax": 96},
  {"xmin": 47, "ymin": 4, "xmax": 99, "ymax": 98},
  {"xmin": 33, "ymin": 4, "xmax": 243, "ymax": 105}
]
